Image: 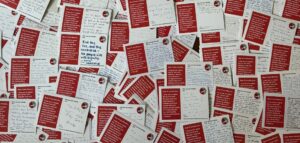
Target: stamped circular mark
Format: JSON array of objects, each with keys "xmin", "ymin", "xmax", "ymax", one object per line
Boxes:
[
  {"xmin": 99, "ymin": 77, "xmax": 105, "ymax": 84},
  {"xmin": 163, "ymin": 38, "xmax": 169, "ymax": 45},
  {"xmin": 289, "ymin": 23, "xmax": 295, "ymax": 30},
  {"xmin": 99, "ymin": 36, "xmax": 106, "ymax": 43},
  {"xmin": 137, "ymin": 107, "xmax": 144, "ymax": 114},
  {"xmin": 254, "ymin": 92, "xmax": 260, "ymax": 99},
  {"xmin": 200, "ymin": 88, "xmax": 207, "ymax": 95},
  {"xmin": 222, "ymin": 117, "xmax": 228, "ymax": 125},
  {"xmin": 252, "ymin": 118, "xmax": 256, "ymax": 124},
  {"xmin": 147, "ymin": 133, "xmax": 154, "ymax": 141},
  {"xmin": 222, "ymin": 67, "xmax": 229, "ymax": 74},
  {"xmin": 50, "ymin": 58, "xmax": 56, "ymax": 65},
  {"xmin": 102, "ymin": 11, "xmax": 109, "ymax": 17},
  {"xmin": 0, "ymin": 93, "xmax": 7, "ymax": 98},
  {"xmin": 205, "ymin": 64, "xmax": 211, "ymax": 71},
  {"xmin": 11, "ymin": 11, "xmax": 17, "ymax": 15},
  {"xmin": 81, "ymin": 102, "xmax": 89, "ymax": 109},
  {"xmin": 240, "ymin": 44, "xmax": 247, "ymax": 51},
  {"xmin": 214, "ymin": 0, "xmax": 221, "ymax": 7},
  {"xmin": 39, "ymin": 134, "xmax": 46, "ymax": 141},
  {"xmin": 29, "ymin": 101, "xmax": 36, "ymax": 108}
]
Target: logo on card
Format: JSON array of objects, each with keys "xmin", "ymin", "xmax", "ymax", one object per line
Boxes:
[
  {"xmin": 254, "ymin": 92, "xmax": 260, "ymax": 99},
  {"xmin": 240, "ymin": 44, "xmax": 247, "ymax": 51},
  {"xmin": 99, "ymin": 36, "xmax": 106, "ymax": 43},
  {"xmin": 102, "ymin": 11, "xmax": 109, "ymax": 17},
  {"xmin": 289, "ymin": 23, "xmax": 295, "ymax": 30},
  {"xmin": 11, "ymin": 11, "xmax": 17, "ymax": 15},
  {"xmin": 50, "ymin": 58, "xmax": 57, "ymax": 65},
  {"xmin": 0, "ymin": 93, "xmax": 7, "ymax": 98},
  {"xmin": 163, "ymin": 39, "xmax": 169, "ymax": 45},
  {"xmin": 29, "ymin": 101, "xmax": 36, "ymax": 108},
  {"xmin": 39, "ymin": 134, "xmax": 46, "ymax": 141},
  {"xmin": 137, "ymin": 107, "xmax": 144, "ymax": 114},
  {"xmin": 200, "ymin": 88, "xmax": 207, "ymax": 95},
  {"xmin": 81, "ymin": 102, "xmax": 89, "ymax": 109},
  {"xmin": 222, "ymin": 67, "xmax": 229, "ymax": 74},
  {"xmin": 205, "ymin": 64, "xmax": 211, "ymax": 71},
  {"xmin": 99, "ymin": 77, "xmax": 105, "ymax": 84},
  {"xmin": 252, "ymin": 118, "xmax": 256, "ymax": 125},
  {"xmin": 214, "ymin": 0, "xmax": 221, "ymax": 7},
  {"xmin": 221, "ymin": 117, "xmax": 228, "ymax": 125},
  {"xmin": 147, "ymin": 133, "xmax": 154, "ymax": 141}
]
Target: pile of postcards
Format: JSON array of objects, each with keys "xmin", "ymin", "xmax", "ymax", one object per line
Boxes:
[{"xmin": 0, "ymin": 0, "xmax": 300, "ymax": 142}]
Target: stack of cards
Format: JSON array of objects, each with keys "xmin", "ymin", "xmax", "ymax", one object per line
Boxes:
[{"xmin": 1, "ymin": 0, "xmax": 300, "ymax": 142}]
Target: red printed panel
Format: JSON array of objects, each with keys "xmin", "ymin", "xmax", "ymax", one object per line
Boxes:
[
  {"xmin": 242, "ymin": 19, "xmax": 248, "ymax": 36},
  {"xmin": 225, "ymin": 0, "xmax": 246, "ymax": 16},
  {"xmin": 15, "ymin": 28, "xmax": 40, "ymax": 56},
  {"xmin": 166, "ymin": 64, "xmax": 186, "ymax": 86},
  {"xmin": 183, "ymin": 123, "xmax": 206, "ymax": 143},
  {"xmin": 126, "ymin": 43, "xmax": 148, "ymax": 76},
  {"xmin": 202, "ymin": 47, "xmax": 222, "ymax": 65},
  {"xmin": 261, "ymin": 134, "xmax": 281, "ymax": 143},
  {"xmin": 62, "ymin": 6, "xmax": 84, "ymax": 32},
  {"xmin": 42, "ymin": 128, "xmax": 62, "ymax": 140},
  {"xmin": 245, "ymin": 11, "xmax": 271, "ymax": 45},
  {"xmin": 0, "ymin": 101, "xmax": 9, "ymax": 132},
  {"xmin": 177, "ymin": 3, "xmax": 197, "ymax": 33},
  {"xmin": 294, "ymin": 38, "xmax": 300, "ymax": 45},
  {"xmin": 59, "ymin": 34, "xmax": 80, "ymax": 65},
  {"xmin": 233, "ymin": 133, "xmax": 246, "ymax": 143},
  {"xmin": 255, "ymin": 112, "xmax": 275, "ymax": 135},
  {"xmin": 0, "ymin": 134, "xmax": 17, "ymax": 142},
  {"xmin": 100, "ymin": 114, "xmax": 131, "ymax": 143},
  {"xmin": 157, "ymin": 130, "xmax": 181, "ymax": 143},
  {"xmin": 128, "ymin": 0, "xmax": 149, "ymax": 28},
  {"xmin": 1, "ymin": 39, "xmax": 8, "ymax": 49},
  {"xmin": 97, "ymin": 106, "xmax": 117, "ymax": 136},
  {"xmin": 37, "ymin": 95, "xmax": 63, "ymax": 128},
  {"xmin": 10, "ymin": 58, "xmax": 30, "ymax": 89},
  {"xmin": 270, "ymin": 44, "xmax": 292, "ymax": 72},
  {"xmin": 57, "ymin": 71, "xmax": 80, "ymax": 97},
  {"xmin": 264, "ymin": 96, "xmax": 285, "ymax": 128},
  {"xmin": 110, "ymin": 22, "xmax": 129, "ymax": 52},
  {"xmin": 49, "ymin": 76, "xmax": 57, "ymax": 83},
  {"xmin": 117, "ymin": 77, "xmax": 135, "ymax": 96},
  {"xmin": 120, "ymin": 0, "xmax": 126, "ymax": 11},
  {"xmin": 261, "ymin": 74, "xmax": 282, "ymax": 94},
  {"xmin": 172, "ymin": 41, "xmax": 189, "ymax": 62},
  {"xmin": 155, "ymin": 117, "xmax": 176, "ymax": 133},
  {"xmin": 248, "ymin": 43, "xmax": 260, "ymax": 51},
  {"xmin": 103, "ymin": 88, "xmax": 125, "ymax": 104},
  {"xmin": 214, "ymin": 86, "xmax": 235, "ymax": 111},
  {"xmin": 157, "ymin": 26, "xmax": 172, "ymax": 38},
  {"xmin": 17, "ymin": 15, "xmax": 25, "ymax": 26},
  {"xmin": 123, "ymin": 76, "xmax": 155, "ymax": 100},
  {"xmin": 201, "ymin": 32, "xmax": 221, "ymax": 43},
  {"xmin": 161, "ymin": 88, "xmax": 181, "ymax": 120},
  {"xmin": 238, "ymin": 77, "xmax": 258, "ymax": 90},
  {"xmin": 156, "ymin": 79, "xmax": 165, "ymax": 103},
  {"xmin": 78, "ymin": 67, "xmax": 99, "ymax": 74},
  {"xmin": 128, "ymin": 98, "xmax": 139, "ymax": 104},
  {"xmin": 282, "ymin": 0, "xmax": 300, "ymax": 21},
  {"xmin": 106, "ymin": 53, "xmax": 117, "ymax": 66},
  {"xmin": 236, "ymin": 55, "xmax": 256, "ymax": 75},
  {"xmin": 60, "ymin": 0, "xmax": 80, "ymax": 5},
  {"xmin": 283, "ymin": 133, "xmax": 300, "ymax": 143},
  {"xmin": 0, "ymin": 0, "xmax": 20, "ymax": 9},
  {"xmin": 16, "ymin": 86, "xmax": 35, "ymax": 99}
]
